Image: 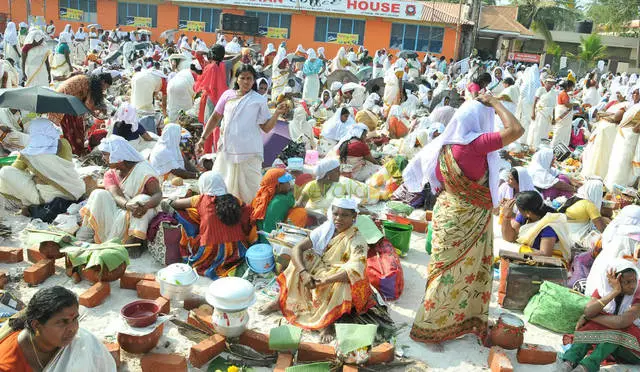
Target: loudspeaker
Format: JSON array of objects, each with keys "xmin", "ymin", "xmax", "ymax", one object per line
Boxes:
[{"xmin": 220, "ymin": 13, "xmax": 259, "ymax": 35}]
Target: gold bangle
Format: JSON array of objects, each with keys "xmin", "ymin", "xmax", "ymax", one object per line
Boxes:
[{"xmin": 597, "ymin": 299, "xmax": 606, "ymax": 307}]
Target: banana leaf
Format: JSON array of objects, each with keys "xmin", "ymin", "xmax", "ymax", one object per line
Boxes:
[
  {"xmin": 335, "ymin": 324, "xmax": 377, "ymax": 354},
  {"xmin": 24, "ymin": 231, "xmax": 75, "ymax": 247},
  {"xmin": 286, "ymin": 362, "xmax": 331, "ymax": 372},
  {"xmin": 268, "ymin": 325, "xmax": 302, "ymax": 351},
  {"xmin": 66, "ymin": 239, "xmax": 130, "ymax": 271}
]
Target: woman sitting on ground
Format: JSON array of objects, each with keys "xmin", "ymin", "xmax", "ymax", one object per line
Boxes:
[
  {"xmin": 337, "ymin": 123, "xmax": 381, "ymax": 182},
  {"xmin": 167, "ymin": 171, "xmax": 252, "ymax": 279},
  {"xmin": 501, "ymin": 191, "xmax": 571, "ymax": 261},
  {"xmin": 111, "ymin": 103, "xmax": 156, "ymax": 153},
  {"xmin": 528, "ymin": 148, "xmax": 579, "ymax": 199},
  {"xmin": 319, "ymin": 108, "xmax": 355, "ymax": 156},
  {"xmin": 252, "ymin": 168, "xmax": 307, "ymax": 235},
  {"xmin": 561, "ymin": 259, "xmax": 640, "ymax": 372},
  {"xmin": 498, "ymin": 166, "xmax": 537, "ymax": 204},
  {"xmin": 0, "ymin": 286, "xmax": 116, "ymax": 371},
  {"xmin": 260, "ymin": 198, "xmax": 373, "ymax": 342},
  {"xmin": 148, "ymin": 123, "xmax": 198, "ymax": 180},
  {"xmin": 78, "ymin": 135, "xmax": 161, "ymax": 258},
  {"xmin": 387, "ymin": 105, "xmax": 410, "ymax": 139},
  {"xmin": 559, "ymin": 179, "xmax": 609, "ymax": 244},
  {"xmin": 0, "ymin": 118, "xmax": 85, "ymax": 212}
]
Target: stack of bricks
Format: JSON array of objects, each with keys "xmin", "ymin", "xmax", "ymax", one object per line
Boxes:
[{"xmin": 120, "ymin": 271, "xmax": 156, "ymax": 290}]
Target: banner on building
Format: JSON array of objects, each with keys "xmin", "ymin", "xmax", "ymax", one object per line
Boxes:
[
  {"xmin": 126, "ymin": 16, "xmax": 153, "ymax": 28},
  {"xmin": 507, "ymin": 52, "xmax": 540, "ymax": 63},
  {"xmin": 179, "ymin": 20, "xmax": 206, "ymax": 32},
  {"xmin": 59, "ymin": 7, "xmax": 84, "ymax": 21},
  {"xmin": 258, "ymin": 26, "xmax": 288, "ymax": 39},
  {"xmin": 327, "ymin": 32, "xmax": 359, "ymax": 45}
]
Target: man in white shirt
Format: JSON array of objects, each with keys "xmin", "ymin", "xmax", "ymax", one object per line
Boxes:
[
  {"xmin": 166, "ymin": 62, "xmax": 201, "ymax": 121},
  {"xmin": 527, "ymin": 76, "xmax": 558, "ymax": 149},
  {"xmin": 130, "ymin": 69, "xmax": 167, "ymax": 115}
]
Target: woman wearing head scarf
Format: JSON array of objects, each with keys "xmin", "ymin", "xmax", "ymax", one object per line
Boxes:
[
  {"xmin": 0, "ymin": 118, "xmax": 85, "ymax": 209},
  {"xmin": 570, "ymin": 118, "xmax": 589, "ymax": 149},
  {"xmin": 163, "ymin": 171, "xmax": 253, "ymax": 279},
  {"xmin": 528, "ymin": 147, "xmax": 577, "ymax": 199},
  {"xmin": 372, "ymin": 49, "xmax": 387, "ymax": 79},
  {"xmin": 497, "ymin": 166, "xmax": 536, "ymax": 204},
  {"xmin": 559, "ymin": 179, "xmax": 608, "ymax": 243},
  {"xmin": 561, "ymin": 258, "xmax": 640, "ymax": 372},
  {"xmin": 271, "ymin": 47, "xmax": 290, "ymax": 102},
  {"xmin": 403, "ymin": 96, "xmax": 524, "ymax": 346},
  {"xmin": 527, "ymin": 76, "xmax": 558, "ymax": 149},
  {"xmin": 252, "ymin": 168, "xmax": 307, "ymax": 236},
  {"xmin": 387, "ymin": 105, "xmax": 409, "ymax": 139},
  {"xmin": 21, "ymin": 28, "xmax": 51, "ymax": 87},
  {"xmin": 302, "ymin": 49, "xmax": 324, "ymax": 102},
  {"xmin": 3, "ymin": 22, "xmax": 21, "ymax": 73},
  {"xmin": 289, "ymin": 106, "xmax": 317, "ymax": 150},
  {"xmin": 50, "ymin": 30, "xmax": 73, "ymax": 81},
  {"xmin": 337, "ymin": 123, "xmax": 381, "ymax": 182},
  {"xmin": 319, "ymin": 107, "xmax": 355, "ymax": 156},
  {"xmin": 605, "ymin": 88, "xmax": 640, "ymax": 189},
  {"xmin": 488, "ymin": 66, "xmax": 505, "ymax": 95},
  {"xmin": 383, "ymin": 62, "xmax": 403, "ymax": 109},
  {"xmin": 330, "ymin": 47, "xmax": 351, "ymax": 72},
  {"xmin": 263, "ymin": 43, "xmax": 276, "ymax": 67},
  {"xmin": 110, "ymin": 101, "xmax": 156, "ymax": 153},
  {"xmin": 550, "ymin": 79, "xmax": 576, "ymax": 149},
  {"xmin": 78, "ymin": 135, "xmax": 161, "ymax": 257},
  {"xmin": 148, "ymin": 123, "xmax": 197, "ymax": 180},
  {"xmin": 582, "ymin": 78, "xmax": 601, "ymax": 108},
  {"xmin": 260, "ymin": 198, "xmax": 373, "ymax": 342}
]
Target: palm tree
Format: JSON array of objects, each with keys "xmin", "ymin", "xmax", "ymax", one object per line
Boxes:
[
  {"xmin": 570, "ymin": 34, "xmax": 607, "ymax": 66},
  {"xmin": 510, "ymin": 0, "xmax": 580, "ymax": 51}
]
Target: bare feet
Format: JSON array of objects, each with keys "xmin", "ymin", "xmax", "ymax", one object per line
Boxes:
[
  {"xmin": 258, "ymin": 300, "xmax": 280, "ymax": 316},
  {"xmin": 319, "ymin": 326, "xmax": 335, "ymax": 343}
]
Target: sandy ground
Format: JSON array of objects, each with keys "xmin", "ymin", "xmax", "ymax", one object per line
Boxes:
[{"xmin": 0, "ymin": 207, "xmax": 636, "ymax": 372}]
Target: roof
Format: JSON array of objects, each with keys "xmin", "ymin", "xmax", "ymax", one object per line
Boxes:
[
  {"xmin": 479, "ymin": 5, "xmax": 535, "ymax": 37},
  {"xmin": 421, "ymin": 2, "xmax": 473, "ymax": 26}
]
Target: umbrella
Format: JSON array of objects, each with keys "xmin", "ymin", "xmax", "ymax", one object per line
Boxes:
[
  {"xmin": 355, "ymin": 66, "xmax": 372, "ymax": 81},
  {"xmin": 160, "ymin": 29, "xmax": 178, "ymax": 40},
  {"xmin": 137, "ymin": 29, "xmax": 152, "ymax": 35},
  {"xmin": 365, "ymin": 78, "xmax": 418, "ymax": 93},
  {"xmin": 0, "ymin": 86, "xmax": 88, "ymax": 115},
  {"xmin": 262, "ymin": 120, "xmax": 291, "ymax": 168},
  {"xmin": 325, "ymin": 70, "xmax": 359, "ymax": 88},
  {"xmin": 87, "ymin": 24, "xmax": 102, "ymax": 30},
  {"xmin": 398, "ymin": 51, "xmax": 418, "ymax": 60},
  {"xmin": 429, "ymin": 89, "xmax": 463, "ymax": 111},
  {"xmin": 134, "ymin": 42, "xmax": 153, "ymax": 51},
  {"xmin": 104, "ymin": 50, "xmax": 122, "ymax": 64}
]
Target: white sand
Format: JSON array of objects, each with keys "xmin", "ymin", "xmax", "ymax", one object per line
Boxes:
[{"xmin": 0, "ymin": 210, "xmax": 634, "ymax": 371}]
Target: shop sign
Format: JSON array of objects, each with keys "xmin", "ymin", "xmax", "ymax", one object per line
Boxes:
[
  {"xmin": 179, "ymin": 20, "xmax": 206, "ymax": 32},
  {"xmin": 327, "ymin": 32, "xmax": 359, "ymax": 45},
  {"xmin": 258, "ymin": 26, "xmax": 289, "ymax": 38},
  {"xmin": 507, "ymin": 52, "xmax": 540, "ymax": 63},
  {"xmin": 126, "ymin": 16, "xmax": 153, "ymax": 28},
  {"xmin": 59, "ymin": 7, "xmax": 84, "ymax": 21}
]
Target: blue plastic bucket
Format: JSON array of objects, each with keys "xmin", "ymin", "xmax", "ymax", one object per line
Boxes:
[{"xmin": 245, "ymin": 244, "xmax": 275, "ymax": 274}]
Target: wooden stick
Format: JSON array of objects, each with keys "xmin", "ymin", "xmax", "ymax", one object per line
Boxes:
[{"xmin": 25, "ymin": 228, "xmax": 67, "ymax": 237}]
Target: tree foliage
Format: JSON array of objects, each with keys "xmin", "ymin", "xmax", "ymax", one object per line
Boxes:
[
  {"xmin": 585, "ymin": 0, "xmax": 640, "ymax": 32},
  {"xmin": 569, "ymin": 33, "xmax": 607, "ymax": 65}
]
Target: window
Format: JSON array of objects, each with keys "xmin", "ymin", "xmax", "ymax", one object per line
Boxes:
[
  {"xmin": 59, "ymin": 0, "xmax": 97, "ymax": 23},
  {"xmin": 117, "ymin": 1, "xmax": 158, "ymax": 28},
  {"xmin": 178, "ymin": 7, "xmax": 221, "ymax": 33},
  {"xmin": 245, "ymin": 11, "xmax": 291, "ymax": 37},
  {"xmin": 314, "ymin": 17, "xmax": 365, "ymax": 45},
  {"xmin": 390, "ymin": 23, "xmax": 444, "ymax": 53}
]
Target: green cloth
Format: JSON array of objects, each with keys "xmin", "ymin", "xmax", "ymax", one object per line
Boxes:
[
  {"xmin": 257, "ymin": 192, "xmax": 295, "ymax": 234},
  {"xmin": 25, "ymin": 231, "xmax": 75, "ymax": 248},
  {"xmin": 355, "ymin": 215, "xmax": 383, "ymax": 245},
  {"xmin": 562, "ymin": 342, "xmax": 640, "ymax": 372},
  {"xmin": 384, "ymin": 156, "xmax": 408, "ymax": 184},
  {"xmin": 66, "ymin": 240, "xmax": 130, "ymax": 272},
  {"xmin": 56, "ymin": 43, "xmax": 70, "ymax": 54},
  {"xmin": 524, "ymin": 281, "xmax": 590, "ymax": 334},
  {"xmin": 269, "ymin": 324, "xmax": 302, "ymax": 351}
]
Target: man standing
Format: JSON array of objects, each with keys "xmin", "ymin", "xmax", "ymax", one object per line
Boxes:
[
  {"xmin": 46, "ymin": 20, "xmax": 56, "ymax": 38},
  {"xmin": 527, "ymin": 76, "xmax": 557, "ymax": 150}
]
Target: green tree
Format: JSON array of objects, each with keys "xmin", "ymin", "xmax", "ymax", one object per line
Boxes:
[
  {"xmin": 569, "ymin": 33, "xmax": 607, "ymax": 66},
  {"xmin": 586, "ymin": 0, "xmax": 640, "ymax": 33},
  {"xmin": 510, "ymin": 0, "xmax": 581, "ymax": 52}
]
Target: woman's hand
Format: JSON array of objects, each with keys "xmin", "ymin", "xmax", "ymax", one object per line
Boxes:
[
  {"xmin": 476, "ymin": 94, "xmax": 499, "ymax": 107},
  {"xmin": 195, "ymin": 138, "xmax": 206, "ymax": 156},
  {"xmin": 275, "ymin": 102, "xmax": 289, "ymax": 117},
  {"xmin": 607, "ymin": 268, "xmax": 622, "ymax": 295},
  {"xmin": 300, "ymin": 271, "xmax": 316, "ymax": 289},
  {"xmin": 575, "ymin": 315, "xmax": 587, "ymax": 330},
  {"xmin": 502, "ymin": 199, "xmax": 516, "ymax": 219}
]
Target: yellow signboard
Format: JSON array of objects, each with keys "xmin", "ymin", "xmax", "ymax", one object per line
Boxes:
[
  {"xmin": 59, "ymin": 7, "xmax": 84, "ymax": 21},
  {"xmin": 266, "ymin": 27, "xmax": 288, "ymax": 39},
  {"xmin": 336, "ymin": 33, "xmax": 359, "ymax": 45},
  {"xmin": 126, "ymin": 16, "xmax": 153, "ymax": 28},
  {"xmin": 180, "ymin": 20, "xmax": 206, "ymax": 32}
]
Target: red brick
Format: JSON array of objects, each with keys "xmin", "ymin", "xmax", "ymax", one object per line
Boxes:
[
  {"xmin": 367, "ymin": 343, "xmax": 395, "ymax": 365},
  {"xmin": 188, "ymin": 334, "xmax": 226, "ymax": 368},
  {"xmin": 183, "ymin": 295, "xmax": 206, "ymax": 310},
  {"xmin": 23, "ymin": 259, "xmax": 55, "ymax": 285},
  {"xmin": 298, "ymin": 342, "xmax": 336, "ymax": 362},
  {"xmin": 136, "ymin": 280, "xmax": 161, "ymax": 300},
  {"xmin": 140, "ymin": 353, "xmax": 187, "ymax": 372},
  {"xmin": 343, "ymin": 366, "xmax": 359, "ymax": 372},
  {"xmin": 156, "ymin": 296, "xmax": 170, "ymax": 314},
  {"xmin": 0, "ymin": 271, "xmax": 7, "ymax": 289},
  {"xmin": 239, "ymin": 329, "xmax": 273, "ymax": 355},
  {"xmin": 516, "ymin": 343, "xmax": 557, "ymax": 365},
  {"xmin": 79, "ymin": 282, "xmax": 110, "ymax": 308},
  {"xmin": 120, "ymin": 272, "xmax": 156, "ymax": 289},
  {"xmin": 103, "ymin": 342, "xmax": 121, "ymax": 368},
  {"xmin": 186, "ymin": 307, "xmax": 214, "ymax": 332},
  {"xmin": 488, "ymin": 346, "xmax": 514, "ymax": 372},
  {"xmin": 274, "ymin": 352, "xmax": 294, "ymax": 372},
  {"xmin": 0, "ymin": 247, "xmax": 23, "ymax": 263},
  {"xmin": 27, "ymin": 246, "xmax": 47, "ymax": 263}
]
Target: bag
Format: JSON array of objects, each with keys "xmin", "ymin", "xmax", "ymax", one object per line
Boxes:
[
  {"xmin": 498, "ymin": 257, "xmax": 568, "ymax": 310},
  {"xmin": 148, "ymin": 221, "xmax": 182, "ymax": 266},
  {"xmin": 553, "ymin": 143, "xmax": 571, "ymax": 162},
  {"xmin": 366, "ymin": 238, "xmax": 404, "ymax": 301},
  {"xmin": 524, "ymin": 281, "xmax": 590, "ymax": 333},
  {"xmin": 28, "ymin": 197, "xmax": 76, "ymax": 223}
]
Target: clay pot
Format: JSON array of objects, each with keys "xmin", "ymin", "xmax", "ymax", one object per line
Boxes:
[
  {"xmin": 117, "ymin": 323, "xmax": 164, "ymax": 354},
  {"xmin": 489, "ymin": 314, "xmax": 525, "ymax": 350},
  {"xmin": 82, "ymin": 262, "xmax": 127, "ymax": 283},
  {"xmin": 40, "ymin": 241, "xmax": 64, "ymax": 259}
]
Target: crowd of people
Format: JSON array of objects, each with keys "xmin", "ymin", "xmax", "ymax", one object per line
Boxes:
[{"xmin": 0, "ymin": 19, "xmax": 639, "ymax": 372}]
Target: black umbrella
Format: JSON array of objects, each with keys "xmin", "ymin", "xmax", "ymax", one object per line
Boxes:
[
  {"xmin": 325, "ymin": 70, "xmax": 359, "ymax": 88},
  {"xmin": 398, "ymin": 50, "xmax": 418, "ymax": 60},
  {"xmin": 0, "ymin": 86, "xmax": 89, "ymax": 115},
  {"xmin": 365, "ymin": 77, "xmax": 418, "ymax": 93},
  {"xmin": 429, "ymin": 89, "xmax": 463, "ymax": 111}
]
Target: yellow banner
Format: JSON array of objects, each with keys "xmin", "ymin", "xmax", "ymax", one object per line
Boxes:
[
  {"xmin": 128, "ymin": 16, "xmax": 152, "ymax": 28},
  {"xmin": 266, "ymin": 27, "xmax": 288, "ymax": 39},
  {"xmin": 180, "ymin": 20, "xmax": 205, "ymax": 32},
  {"xmin": 336, "ymin": 33, "xmax": 359, "ymax": 45},
  {"xmin": 60, "ymin": 7, "xmax": 84, "ymax": 21}
]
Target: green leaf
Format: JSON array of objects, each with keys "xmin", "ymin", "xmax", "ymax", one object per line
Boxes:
[
  {"xmin": 269, "ymin": 325, "xmax": 303, "ymax": 351},
  {"xmin": 335, "ymin": 323, "xmax": 378, "ymax": 354}
]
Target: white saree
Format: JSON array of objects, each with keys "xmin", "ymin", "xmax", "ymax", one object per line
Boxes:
[{"xmin": 44, "ymin": 328, "xmax": 116, "ymax": 372}]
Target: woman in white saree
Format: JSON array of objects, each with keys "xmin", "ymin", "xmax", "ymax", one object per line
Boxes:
[
  {"xmin": 516, "ymin": 65, "xmax": 540, "ymax": 144},
  {"xmin": 551, "ymin": 80, "xmax": 576, "ymax": 149},
  {"xmin": 0, "ymin": 118, "xmax": 85, "ymax": 207},
  {"xmin": 271, "ymin": 48, "xmax": 289, "ymax": 102},
  {"xmin": 22, "ymin": 28, "xmax": 51, "ymax": 87},
  {"xmin": 605, "ymin": 89, "xmax": 640, "ymax": 189}
]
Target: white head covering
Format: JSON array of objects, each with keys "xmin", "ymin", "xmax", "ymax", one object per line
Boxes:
[
  {"xmin": 225, "ymin": 37, "xmax": 242, "ymax": 54},
  {"xmin": 22, "ymin": 118, "xmax": 61, "ymax": 156},
  {"xmin": 97, "ymin": 135, "xmax": 145, "ymax": 163},
  {"xmin": 264, "ymin": 43, "xmax": 276, "ymax": 56},
  {"xmin": 217, "ymin": 34, "xmax": 227, "ymax": 46},
  {"xmin": 307, "ymin": 48, "xmax": 317, "ymax": 60},
  {"xmin": 149, "ymin": 124, "xmax": 184, "ymax": 176},
  {"xmin": 295, "ymin": 44, "xmax": 305, "ymax": 54},
  {"xmin": 114, "ymin": 103, "xmax": 139, "ymax": 132},
  {"xmin": 528, "ymin": 148, "xmax": 560, "ymax": 189},
  {"xmin": 403, "ymin": 100, "xmax": 502, "ymax": 207},
  {"xmin": 317, "ymin": 47, "xmax": 325, "ymax": 58},
  {"xmin": 338, "ymin": 122, "xmax": 368, "ymax": 147},
  {"xmin": 314, "ymin": 158, "xmax": 340, "ymax": 180},
  {"xmin": 3, "ymin": 22, "xmax": 18, "ymax": 45},
  {"xmin": 273, "ymin": 47, "xmax": 287, "ymax": 70},
  {"xmin": 602, "ymin": 205, "xmax": 640, "ymax": 252},
  {"xmin": 63, "ymin": 24, "xmax": 72, "ymax": 34},
  {"xmin": 321, "ymin": 108, "xmax": 355, "ymax": 141},
  {"xmin": 309, "ymin": 198, "xmax": 359, "ymax": 255},
  {"xmin": 576, "ymin": 179, "xmax": 603, "ymax": 211},
  {"xmin": 521, "ymin": 65, "xmax": 541, "ymax": 102},
  {"xmin": 198, "ymin": 171, "xmax": 227, "ymax": 196},
  {"xmin": 59, "ymin": 31, "xmax": 72, "ymax": 44},
  {"xmin": 330, "ymin": 81, "xmax": 343, "ymax": 92},
  {"xmin": 321, "ymin": 89, "xmax": 334, "ymax": 108},
  {"xmin": 429, "ymin": 106, "xmax": 456, "ymax": 126},
  {"xmin": 514, "ymin": 166, "xmax": 536, "ymax": 193},
  {"xmin": 586, "ymin": 258, "xmax": 640, "ymax": 324},
  {"xmin": 24, "ymin": 28, "xmax": 46, "ymax": 45},
  {"xmin": 341, "ymin": 82, "xmax": 359, "ymax": 93}
]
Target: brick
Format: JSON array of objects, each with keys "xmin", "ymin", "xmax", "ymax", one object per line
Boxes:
[
  {"xmin": 188, "ymin": 334, "xmax": 226, "ymax": 368},
  {"xmin": 183, "ymin": 295, "xmax": 206, "ymax": 310},
  {"xmin": 120, "ymin": 272, "xmax": 156, "ymax": 289},
  {"xmin": 186, "ymin": 306, "xmax": 214, "ymax": 332},
  {"xmin": 274, "ymin": 352, "xmax": 294, "ymax": 372},
  {"xmin": 140, "ymin": 353, "xmax": 187, "ymax": 372},
  {"xmin": 298, "ymin": 342, "xmax": 336, "ymax": 362},
  {"xmin": 488, "ymin": 346, "xmax": 513, "ymax": 372},
  {"xmin": 103, "ymin": 342, "xmax": 121, "ymax": 368},
  {"xmin": 38, "ymin": 241, "xmax": 63, "ymax": 259},
  {"xmin": 343, "ymin": 366, "xmax": 358, "ymax": 372},
  {"xmin": 516, "ymin": 343, "xmax": 557, "ymax": 365},
  {"xmin": 0, "ymin": 247, "xmax": 23, "ymax": 263},
  {"xmin": 136, "ymin": 280, "xmax": 161, "ymax": 300},
  {"xmin": 27, "ymin": 246, "xmax": 46, "ymax": 263},
  {"xmin": 239, "ymin": 329, "xmax": 273, "ymax": 355},
  {"xmin": 23, "ymin": 259, "xmax": 55, "ymax": 285},
  {"xmin": 79, "ymin": 282, "xmax": 110, "ymax": 308},
  {"xmin": 367, "ymin": 343, "xmax": 395, "ymax": 365},
  {"xmin": 156, "ymin": 296, "xmax": 170, "ymax": 314},
  {"xmin": 0, "ymin": 270, "xmax": 7, "ymax": 289}
]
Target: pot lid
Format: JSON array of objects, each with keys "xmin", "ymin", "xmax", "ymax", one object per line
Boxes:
[
  {"xmin": 246, "ymin": 244, "xmax": 274, "ymax": 260},
  {"xmin": 206, "ymin": 277, "xmax": 256, "ymax": 310},
  {"xmin": 157, "ymin": 263, "xmax": 198, "ymax": 286}
]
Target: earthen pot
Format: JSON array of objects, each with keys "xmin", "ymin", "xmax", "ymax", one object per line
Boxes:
[
  {"xmin": 489, "ymin": 313, "xmax": 525, "ymax": 350},
  {"xmin": 82, "ymin": 262, "xmax": 127, "ymax": 283},
  {"xmin": 40, "ymin": 241, "xmax": 64, "ymax": 259},
  {"xmin": 117, "ymin": 323, "xmax": 164, "ymax": 354}
]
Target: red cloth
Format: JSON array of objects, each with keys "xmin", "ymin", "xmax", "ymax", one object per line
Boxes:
[
  {"xmin": 103, "ymin": 169, "xmax": 157, "ymax": 189},
  {"xmin": 570, "ymin": 130, "xmax": 587, "ymax": 149},
  {"xmin": 345, "ymin": 140, "xmax": 371, "ymax": 157},
  {"xmin": 294, "ymin": 173, "xmax": 313, "ymax": 187},
  {"xmin": 436, "ymin": 132, "xmax": 503, "ymax": 183},
  {"xmin": 467, "ymin": 82, "xmax": 481, "ymax": 94},
  {"xmin": 604, "ymin": 100, "xmax": 619, "ymax": 111},
  {"xmin": 195, "ymin": 61, "xmax": 228, "ymax": 154},
  {"xmin": 194, "ymin": 53, "xmax": 207, "ymax": 69},
  {"xmin": 0, "ymin": 332, "xmax": 33, "ymax": 372},
  {"xmin": 59, "ymin": 114, "xmax": 86, "ymax": 155},
  {"xmin": 558, "ymin": 91, "xmax": 570, "ymax": 105},
  {"xmin": 197, "ymin": 195, "xmax": 252, "ymax": 246}
]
